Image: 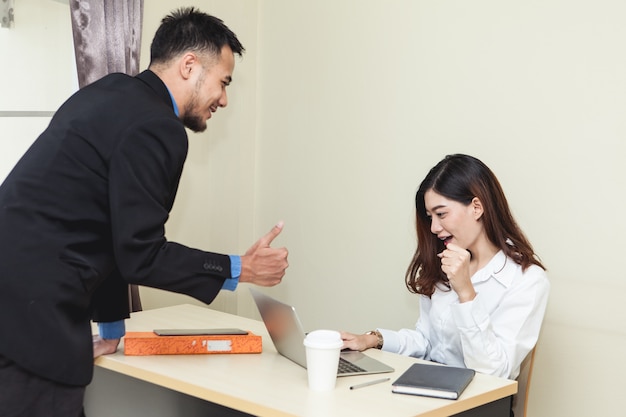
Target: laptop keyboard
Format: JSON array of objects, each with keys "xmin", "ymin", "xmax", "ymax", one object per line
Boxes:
[{"xmin": 337, "ymin": 357, "xmax": 366, "ymax": 374}]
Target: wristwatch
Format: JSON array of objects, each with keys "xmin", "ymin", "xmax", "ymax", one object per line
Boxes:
[{"xmin": 366, "ymin": 330, "xmax": 384, "ymax": 350}]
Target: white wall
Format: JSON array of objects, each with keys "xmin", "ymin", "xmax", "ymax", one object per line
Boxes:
[
  {"xmin": 0, "ymin": 0, "xmax": 76, "ymax": 181},
  {"xmin": 2, "ymin": 1, "xmax": 625, "ymax": 416}
]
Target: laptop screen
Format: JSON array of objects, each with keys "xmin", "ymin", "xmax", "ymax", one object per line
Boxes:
[{"xmin": 250, "ymin": 288, "xmax": 309, "ymax": 367}]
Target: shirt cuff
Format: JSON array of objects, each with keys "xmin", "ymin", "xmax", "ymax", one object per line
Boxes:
[
  {"xmin": 377, "ymin": 328, "xmax": 396, "ymax": 352},
  {"xmin": 98, "ymin": 320, "xmax": 126, "ymax": 339},
  {"xmin": 222, "ymin": 255, "xmax": 241, "ymax": 291}
]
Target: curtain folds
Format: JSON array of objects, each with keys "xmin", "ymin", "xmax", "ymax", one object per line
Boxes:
[
  {"xmin": 70, "ymin": 0, "xmax": 144, "ymax": 312},
  {"xmin": 70, "ymin": 0, "xmax": 144, "ymax": 88}
]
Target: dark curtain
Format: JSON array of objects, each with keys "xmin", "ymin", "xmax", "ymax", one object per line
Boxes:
[
  {"xmin": 70, "ymin": 0, "xmax": 143, "ymax": 88},
  {"xmin": 70, "ymin": 0, "xmax": 144, "ymax": 312}
]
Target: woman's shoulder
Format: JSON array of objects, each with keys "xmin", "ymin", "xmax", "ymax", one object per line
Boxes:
[
  {"xmin": 512, "ymin": 260, "xmax": 550, "ymax": 292},
  {"xmin": 498, "ymin": 253, "xmax": 549, "ymax": 282},
  {"xmin": 523, "ymin": 262, "xmax": 548, "ymax": 278}
]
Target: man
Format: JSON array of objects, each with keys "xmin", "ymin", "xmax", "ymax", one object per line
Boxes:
[{"xmin": 0, "ymin": 8, "xmax": 288, "ymax": 416}]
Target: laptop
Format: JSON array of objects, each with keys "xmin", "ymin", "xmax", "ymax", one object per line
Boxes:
[{"xmin": 250, "ymin": 288, "xmax": 394, "ymax": 377}]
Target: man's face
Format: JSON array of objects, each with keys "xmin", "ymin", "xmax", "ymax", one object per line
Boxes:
[{"xmin": 182, "ymin": 46, "xmax": 235, "ymax": 132}]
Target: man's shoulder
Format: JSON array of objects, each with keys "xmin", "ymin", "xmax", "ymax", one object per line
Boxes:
[
  {"xmin": 86, "ymin": 71, "xmax": 169, "ymax": 107},
  {"xmin": 88, "ymin": 71, "xmax": 160, "ymax": 92}
]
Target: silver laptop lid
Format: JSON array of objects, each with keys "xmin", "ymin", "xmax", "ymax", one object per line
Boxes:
[
  {"xmin": 250, "ymin": 288, "xmax": 308, "ymax": 368},
  {"xmin": 249, "ymin": 288, "xmax": 394, "ymax": 377}
]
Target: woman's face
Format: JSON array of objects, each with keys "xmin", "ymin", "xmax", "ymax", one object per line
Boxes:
[{"xmin": 424, "ymin": 189, "xmax": 484, "ymax": 251}]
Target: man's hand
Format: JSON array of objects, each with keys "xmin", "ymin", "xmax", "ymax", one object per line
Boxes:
[
  {"xmin": 240, "ymin": 221, "xmax": 289, "ymax": 287},
  {"xmin": 93, "ymin": 335, "xmax": 120, "ymax": 358}
]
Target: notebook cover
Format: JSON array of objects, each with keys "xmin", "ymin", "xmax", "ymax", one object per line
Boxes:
[
  {"xmin": 391, "ymin": 362, "xmax": 475, "ymax": 400},
  {"xmin": 123, "ymin": 331, "xmax": 262, "ymax": 355}
]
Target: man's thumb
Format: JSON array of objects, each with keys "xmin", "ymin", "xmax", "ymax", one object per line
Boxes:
[{"xmin": 261, "ymin": 221, "xmax": 284, "ymax": 246}]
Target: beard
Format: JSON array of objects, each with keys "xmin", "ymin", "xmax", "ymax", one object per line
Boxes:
[
  {"xmin": 181, "ymin": 73, "xmax": 208, "ymax": 132},
  {"xmin": 182, "ymin": 110, "xmax": 207, "ymax": 133},
  {"xmin": 181, "ymin": 94, "xmax": 207, "ymax": 132}
]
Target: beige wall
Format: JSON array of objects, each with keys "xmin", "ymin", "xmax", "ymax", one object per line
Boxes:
[
  {"xmin": 253, "ymin": 2, "xmax": 626, "ymax": 415},
  {"xmin": 137, "ymin": 0, "xmax": 259, "ymax": 314},
  {"xmin": 2, "ymin": 1, "xmax": 625, "ymax": 416},
  {"xmin": 0, "ymin": 0, "xmax": 76, "ymax": 180}
]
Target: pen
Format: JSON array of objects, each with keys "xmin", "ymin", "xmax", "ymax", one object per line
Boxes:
[{"xmin": 349, "ymin": 377, "xmax": 391, "ymax": 390}]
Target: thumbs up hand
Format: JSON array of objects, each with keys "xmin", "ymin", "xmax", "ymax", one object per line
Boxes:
[{"xmin": 239, "ymin": 221, "xmax": 289, "ymax": 287}]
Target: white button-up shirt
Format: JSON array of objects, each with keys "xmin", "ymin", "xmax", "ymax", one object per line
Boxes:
[{"xmin": 379, "ymin": 250, "xmax": 550, "ymax": 379}]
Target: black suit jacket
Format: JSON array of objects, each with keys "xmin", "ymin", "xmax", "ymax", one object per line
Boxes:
[{"xmin": 0, "ymin": 70, "xmax": 232, "ymax": 386}]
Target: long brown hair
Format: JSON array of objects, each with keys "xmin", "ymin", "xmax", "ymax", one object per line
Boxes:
[{"xmin": 405, "ymin": 154, "xmax": 545, "ymax": 297}]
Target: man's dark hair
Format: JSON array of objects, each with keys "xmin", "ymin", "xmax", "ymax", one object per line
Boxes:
[{"xmin": 150, "ymin": 7, "xmax": 244, "ymax": 65}]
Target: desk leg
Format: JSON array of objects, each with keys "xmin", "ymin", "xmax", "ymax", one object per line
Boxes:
[
  {"xmin": 452, "ymin": 396, "xmax": 511, "ymax": 417},
  {"xmin": 85, "ymin": 367, "xmax": 254, "ymax": 417}
]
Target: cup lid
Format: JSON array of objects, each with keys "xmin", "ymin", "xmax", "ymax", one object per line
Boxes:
[{"xmin": 303, "ymin": 329, "xmax": 343, "ymax": 349}]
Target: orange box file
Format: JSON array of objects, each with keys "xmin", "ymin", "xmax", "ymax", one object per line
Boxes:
[{"xmin": 123, "ymin": 331, "xmax": 262, "ymax": 355}]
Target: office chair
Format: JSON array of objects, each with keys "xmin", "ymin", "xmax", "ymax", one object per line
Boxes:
[{"xmin": 511, "ymin": 348, "xmax": 536, "ymax": 417}]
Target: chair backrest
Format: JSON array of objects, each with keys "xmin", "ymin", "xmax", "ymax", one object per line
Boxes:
[
  {"xmin": 512, "ymin": 348, "xmax": 536, "ymax": 417},
  {"xmin": 128, "ymin": 284, "xmax": 143, "ymax": 312}
]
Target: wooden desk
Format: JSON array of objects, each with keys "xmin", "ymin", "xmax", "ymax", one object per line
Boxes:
[{"xmin": 85, "ymin": 304, "xmax": 516, "ymax": 417}]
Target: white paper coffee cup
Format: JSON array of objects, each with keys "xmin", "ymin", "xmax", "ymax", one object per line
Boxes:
[{"xmin": 303, "ymin": 329, "xmax": 343, "ymax": 391}]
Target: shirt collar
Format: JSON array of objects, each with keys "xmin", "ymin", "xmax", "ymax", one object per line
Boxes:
[
  {"xmin": 165, "ymin": 86, "xmax": 179, "ymax": 117},
  {"xmin": 471, "ymin": 250, "xmax": 514, "ymax": 287}
]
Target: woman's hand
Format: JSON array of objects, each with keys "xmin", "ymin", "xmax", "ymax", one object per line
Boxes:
[
  {"xmin": 340, "ymin": 331, "xmax": 376, "ymax": 351},
  {"xmin": 438, "ymin": 242, "xmax": 476, "ymax": 302}
]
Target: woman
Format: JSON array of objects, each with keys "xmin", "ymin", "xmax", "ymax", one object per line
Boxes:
[{"xmin": 341, "ymin": 154, "xmax": 549, "ymax": 380}]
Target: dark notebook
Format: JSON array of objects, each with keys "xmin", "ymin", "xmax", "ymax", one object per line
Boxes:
[{"xmin": 391, "ymin": 363, "xmax": 475, "ymax": 400}]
